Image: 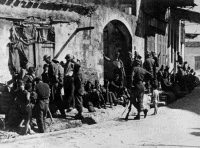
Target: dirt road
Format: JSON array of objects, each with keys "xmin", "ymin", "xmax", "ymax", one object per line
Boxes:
[{"xmin": 2, "ymin": 86, "xmax": 200, "ymax": 148}]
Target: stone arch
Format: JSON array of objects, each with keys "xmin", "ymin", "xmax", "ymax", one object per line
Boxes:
[{"xmin": 101, "ymin": 18, "xmax": 133, "ymax": 37}]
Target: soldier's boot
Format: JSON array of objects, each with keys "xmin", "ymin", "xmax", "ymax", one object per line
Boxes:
[
  {"xmin": 143, "ymin": 109, "xmax": 148, "ymax": 118},
  {"xmin": 125, "ymin": 104, "xmax": 132, "ymax": 121},
  {"xmin": 134, "ymin": 112, "xmax": 141, "ymax": 120}
]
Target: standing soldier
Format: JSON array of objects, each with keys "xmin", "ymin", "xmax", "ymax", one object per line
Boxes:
[
  {"xmin": 104, "ymin": 51, "xmax": 126, "ymax": 85},
  {"xmin": 64, "ymin": 54, "xmax": 75, "ymax": 112},
  {"xmin": 73, "ymin": 63, "xmax": 85, "ymax": 119},
  {"xmin": 151, "ymin": 52, "xmax": 160, "ymax": 79},
  {"xmin": 34, "ymin": 77, "xmax": 50, "ymax": 133},
  {"xmin": 43, "ymin": 55, "xmax": 65, "ymax": 117},
  {"xmin": 125, "ymin": 59, "xmax": 152, "ymax": 120},
  {"xmin": 143, "ymin": 52, "xmax": 155, "ymax": 93}
]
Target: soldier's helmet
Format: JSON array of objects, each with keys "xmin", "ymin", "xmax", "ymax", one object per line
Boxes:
[
  {"xmin": 65, "ymin": 54, "xmax": 71, "ymax": 60},
  {"xmin": 43, "ymin": 54, "xmax": 51, "ymax": 61}
]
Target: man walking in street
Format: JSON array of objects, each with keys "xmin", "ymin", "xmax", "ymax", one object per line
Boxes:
[
  {"xmin": 34, "ymin": 77, "xmax": 50, "ymax": 133},
  {"xmin": 125, "ymin": 59, "xmax": 152, "ymax": 120}
]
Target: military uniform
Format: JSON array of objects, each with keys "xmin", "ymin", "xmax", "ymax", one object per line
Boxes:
[
  {"xmin": 143, "ymin": 56, "xmax": 155, "ymax": 92},
  {"xmin": 125, "ymin": 62, "xmax": 152, "ymax": 120},
  {"xmin": 48, "ymin": 61, "xmax": 63, "ymax": 102},
  {"xmin": 73, "ymin": 64, "xmax": 85, "ymax": 119},
  {"xmin": 143, "ymin": 57, "xmax": 155, "ymax": 75},
  {"xmin": 64, "ymin": 58, "xmax": 75, "ymax": 110},
  {"xmin": 35, "ymin": 81, "xmax": 50, "ymax": 133}
]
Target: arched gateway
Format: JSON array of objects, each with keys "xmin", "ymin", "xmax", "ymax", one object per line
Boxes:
[{"xmin": 103, "ymin": 20, "xmax": 132, "ymax": 83}]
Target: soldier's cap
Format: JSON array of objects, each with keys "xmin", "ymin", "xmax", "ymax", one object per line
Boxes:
[
  {"xmin": 65, "ymin": 54, "xmax": 71, "ymax": 60},
  {"xmin": 43, "ymin": 54, "xmax": 51, "ymax": 61}
]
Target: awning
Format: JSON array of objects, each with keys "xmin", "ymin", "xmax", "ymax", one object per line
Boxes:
[{"xmin": 172, "ymin": 8, "xmax": 200, "ymax": 24}]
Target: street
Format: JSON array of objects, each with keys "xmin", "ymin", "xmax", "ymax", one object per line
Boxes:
[{"xmin": 1, "ymin": 86, "xmax": 200, "ymax": 148}]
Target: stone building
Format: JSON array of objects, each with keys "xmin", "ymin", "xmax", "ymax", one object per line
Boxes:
[{"xmin": 0, "ymin": 0, "xmax": 197, "ymax": 85}]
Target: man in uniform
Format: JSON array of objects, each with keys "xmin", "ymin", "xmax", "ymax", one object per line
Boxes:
[
  {"xmin": 43, "ymin": 55, "xmax": 65, "ymax": 117},
  {"xmin": 125, "ymin": 59, "xmax": 152, "ymax": 120},
  {"xmin": 151, "ymin": 52, "xmax": 159, "ymax": 79},
  {"xmin": 104, "ymin": 51, "xmax": 126, "ymax": 85},
  {"xmin": 73, "ymin": 63, "xmax": 85, "ymax": 119},
  {"xmin": 143, "ymin": 52, "xmax": 155, "ymax": 93},
  {"xmin": 64, "ymin": 54, "xmax": 75, "ymax": 112},
  {"xmin": 34, "ymin": 77, "xmax": 50, "ymax": 133}
]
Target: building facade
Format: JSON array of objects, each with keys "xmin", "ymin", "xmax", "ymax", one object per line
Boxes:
[{"xmin": 0, "ymin": 0, "xmax": 197, "ymax": 85}]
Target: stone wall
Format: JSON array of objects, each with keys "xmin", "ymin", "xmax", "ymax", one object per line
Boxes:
[
  {"xmin": 0, "ymin": 4, "xmax": 145, "ymax": 85},
  {"xmin": 0, "ymin": 19, "xmax": 12, "ymax": 84}
]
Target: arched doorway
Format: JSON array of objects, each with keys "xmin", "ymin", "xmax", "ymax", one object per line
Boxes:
[{"xmin": 103, "ymin": 20, "xmax": 132, "ymax": 82}]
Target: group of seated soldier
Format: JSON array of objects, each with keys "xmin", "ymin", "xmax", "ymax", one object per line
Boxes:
[
  {"xmin": 83, "ymin": 77, "xmax": 130, "ymax": 112},
  {"xmin": 156, "ymin": 62, "xmax": 198, "ymax": 96}
]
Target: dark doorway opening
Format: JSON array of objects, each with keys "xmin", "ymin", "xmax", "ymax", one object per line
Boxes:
[{"xmin": 103, "ymin": 20, "xmax": 132, "ymax": 81}]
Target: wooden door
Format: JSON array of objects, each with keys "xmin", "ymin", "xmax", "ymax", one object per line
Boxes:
[{"xmin": 35, "ymin": 43, "xmax": 54, "ymax": 77}]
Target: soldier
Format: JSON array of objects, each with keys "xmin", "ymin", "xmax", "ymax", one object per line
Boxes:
[
  {"xmin": 34, "ymin": 77, "xmax": 50, "ymax": 133},
  {"xmin": 64, "ymin": 54, "xmax": 75, "ymax": 112},
  {"xmin": 73, "ymin": 63, "xmax": 85, "ymax": 119},
  {"xmin": 43, "ymin": 55, "xmax": 65, "ymax": 117},
  {"xmin": 125, "ymin": 59, "xmax": 152, "ymax": 120},
  {"xmin": 23, "ymin": 67, "xmax": 36, "ymax": 91},
  {"xmin": 143, "ymin": 52, "xmax": 155, "ymax": 93},
  {"xmin": 151, "ymin": 52, "xmax": 160, "ymax": 79},
  {"xmin": 104, "ymin": 51, "xmax": 126, "ymax": 85},
  {"xmin": 41, "ymin": 64, "xmax": 50, "ymax": 85}
]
